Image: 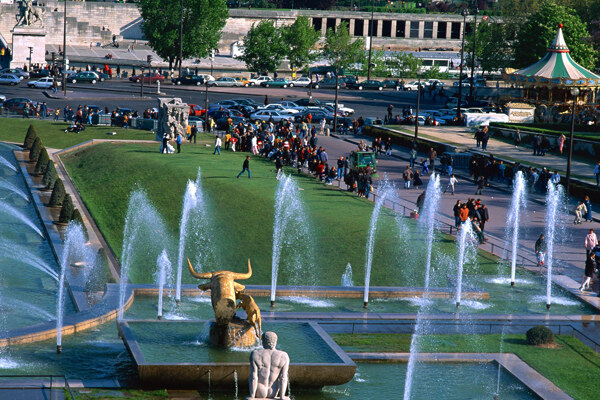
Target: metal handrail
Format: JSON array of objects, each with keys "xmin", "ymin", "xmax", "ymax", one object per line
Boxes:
[{"xmin": 0, "ymin": 374, "xmax": 76, "ymax": 400}]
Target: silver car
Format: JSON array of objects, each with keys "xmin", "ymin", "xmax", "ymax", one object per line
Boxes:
[
  {"xmin": 0, "ymin": 74, "xmax": 20, "ymax": 85},
  {"xmin": 0, "ymin": 68, "xmax": 29, "ymax": 79},
  {"xmin": 28, "ymin": 77, "xmax": 61, "ymax": 89},
  {"xmin": 209, "ymin": 77, "xmax": 241, "ymax": 87}
]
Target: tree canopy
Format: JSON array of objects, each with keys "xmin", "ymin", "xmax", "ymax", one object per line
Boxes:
[
  {"xmin": 138, "ymin": 0, "xmax": 228, "ymax": 69},
  {"xmin": 322, "ymin": 22, "xmax": 365, "ymax": 74},
  {"xmin": 282, "ymin": 16, "xmax": 320, "ymax": 72},
  {"xmin": 238, "ymin": 20, "xmax": 287, "ymax": 74}
]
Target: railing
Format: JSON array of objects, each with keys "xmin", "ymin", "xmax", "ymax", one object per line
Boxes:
[{"xmin": 0, "ymin": 375, "xmax": 75, "ymax": 399}]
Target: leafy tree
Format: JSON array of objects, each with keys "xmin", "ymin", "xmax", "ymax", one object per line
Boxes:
[
  {"xmin": 42, "ymin": 159, "xmax": 57, "ymax": 190},
  {"xmin": 238, "ymin": 20, "xmax": 286, "ymax": 74},
  {"xmin": 59, "ymin": 194, "xmax": 74, "ymax": 223},
  {"xmin": 386, "ymin": 52, "xmax": 423, "ymax": 78},
  {"xmin": 465, "ymin": 19, "xmax": 514, "ymax": 74},
  {"xmin": 514, "ymin": 0, "xmax": 596, "ymax": 69},
  {"xmin": 49, "ymin": 178, "xmax": 65, "ymax": 207},
  {"xmin": 34, "ymin": 147, "xmax": 49, "ymax": 175},
  {"xmin": 23, "ymin": 124, "xmax": 37, "ymax": 149},
  {"xmin": 422, "ymin": 65, "xmax": 449, "ymax": 80},
  {"xmin": 29, "ymin": 137, "xmax": 42, "ymax": 162},
  {"xmin": 282, "ymin": 16, "xmax": 320, "ymax": 73},
  {"xmin": 138, "ymin": 0, "xmax": 228, "ymax": 71}
]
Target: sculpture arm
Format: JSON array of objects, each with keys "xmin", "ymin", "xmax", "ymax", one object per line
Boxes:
[
  {"xmin": 278, "ymin": 355, "xmax": 290, "ymax": 399},
  {"xmin": 249, "ymin": 357, "xmax": 259, "ymax": 399}
]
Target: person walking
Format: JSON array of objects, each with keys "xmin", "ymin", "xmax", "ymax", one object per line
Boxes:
[
  {"xmin": 584, "ymin": 195, "xmax": 593, "ymax": 222},
  {"xmin": 557, "ymin": 133, "xmax": 566, "ymax": 155},
  {"xmin": 189, "ymin": 125, "xmax": 197, "ymax": 144},
  {"xmin": 574, "ymin": 200, "xmax": 587, "ymax": 224},
  {"xmin": 585, "ymin": 229, "xmax": 598, "ymax": 257},
  {"xmin": 479, "ymin": 204, "xmax": 489, "ymax": 232},
  {"xmin": 237, "ymin": 156, "xmax": 251, "ymax": 179},
  {"xmin": 535, "ymin": 234, "xmax": 546, "ymax": 267},
  {"xmin": 403, "ymin": 166, "xmax": 413, "ymax": 189},
  {"xmin": 413, "ymin": 170, "xmax": 422, "ymax": 189},
  {"xmin": 444, "ymin": 174, "xmax": 457, "ymax": 195},
  {"xmin": 594, "ymin": 161, "xmax": 600, "ymax": 187},
  {"xmin": 475, "ymin": 176, "xmax": 485, "ymax": 195},
  {"xmin": 513, "ymin": 129, "xmax": 521, "ymax": 148},
  {"xmin": 409, "ymin": 148, "xmax": 417, "ymax": 168},
  {"xmin": 275, "ymin": 156, "xmax": 283, "ymax": 180},
  {"xmin": 580, "ymin": 253, "xmax": 596, "ymax": 292},
  {"xmin": 428, "ymin": 148, "xmax": 437, "ymax": 172},
  {"xmin": 421, "ymin": 158, "xmax": 429, "ymax": 175},
  {"xmin": 213, "ymin": 136, "xmax": 222, "ymax": 155}
]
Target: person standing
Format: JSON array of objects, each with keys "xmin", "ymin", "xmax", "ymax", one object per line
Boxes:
[
  {"xmin": 444, "ymin": 174, "xmax": 457, "ymax": 195},
  {"xmin": 428, "ymin": 148, "xmax": 437, "ymax": 172},
  {"xmin": 175, "ymin": 133, "xmax": 182, "ymax": 153},
  {"xmin": 475, "ymin": 176, "xmax": 485, "ymax": 195},
  {"xmin": 385, "ymin": 137, "xmax": 392, "ymax": 156},
  {"xmin": 479, "ymin": 204, "xmax": 489, "ymax": 232},
  {"xmin": 459, "ymin": 204, "xmax": 470, "ymax": 225},
  {"xmin": 513, "ymin": 129, "xmax": 521, "ymax": 148},
  {"xmin": 580, "ymin": 253, "xmax": 596, "ymax": 292},
  {"xmin": 535, "ymin": 234, "xmax": 546, "ymax": 267},
  {"xmin": 275, "ymin": 156, "xmax": 283, "ymax": 180},
  {"xmin": 403, "ymin": 166, "xmax": 413, "ymax": 189},
  {"xmin": 584, "ymin": 195, "xmax": 593, "ymax": 222},
  {"xmin": 557, "ymin": 133, "xmax": 566, "ymax": 155},
  {"xmin": 453, "ymin": 200, "xmax": 462, "ymax": 228},
  {"xmin": 574, "ymin": 200, "xmax": 587, "ymax": 224},
  {"xmin": 413, "ymin": 170, "xmax": 422, "ymax": 189},
  {"xmin": 481, "ymin": 127, "xmax": 489, "ymax": 151},
  {"xmin": 585, "ymin": 229, "xmax": 598, "ymax": 257},
  {"xmin": 189, "ymin": 125, "xmax": 197, "ymax": 144},
  {"xmin": 237, "ymin": 156, "xmax": 251, "ymax": 179},
  {"xmin": 594, "ymin": 161, "xmax": 600, "ymax": 187},
  {"xmin": 161, "ymin": 133, "xmax": 169, "ymax": 154},
  {"xmin": 213, "ymin": 135, "xmax": 222, "ymax": 155},
  {"xmin": 387, "ymin": 104, "xmax": 394, "ymax": 120},
  {"xmin": 409, "ymin": 148, "xmax": 417, "ymax": 168},
  {"xmin": 337, "ymin": 156, "xmax": 345, "ymax": 180}
]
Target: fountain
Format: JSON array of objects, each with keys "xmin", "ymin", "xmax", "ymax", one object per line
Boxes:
[
  {"xmin": 455, "ymin": 220, "xmax": 476, "ymax": 308},
  {"xmin": 119, "ymin": 189, "xmax": 170, "ymax": 319},
  {"xmin": 156, "ymin": 249, "xmax": 173, "ymax": 320},
  {"xmin": 496, "ymin": 324, "xmax": 508, "ymax": 399},
  {"xmin": 341, "ymin": 263, "xmax": 354, "ymax": 287},
  {"xmin": 0, "ymin": 239, "xmax": 58, "ymax": 280},
  {"xmin": 175, "ymin": 169, "xmax": 202, "ymax": 305},
  {"xmin": 0, "ymin": 178, "xmax": 29, "ymax": 202},
  {"xmin": 0, "ymin": 155, "xmax": 17, "ymax": 173},
  {"xmin": 270, "ymin": 174, "xmax": 313, "ymax": 307},
  {"xmin": 0, "ymin": 200, "xmax": 44, "ymax": 238},
  {"xmin": 544, "ymin": 181, "xmax": 564, "ymax": 310},
  {"xmin": 506, "ymin": 171, "xmax": 527, "ymax": 286}
]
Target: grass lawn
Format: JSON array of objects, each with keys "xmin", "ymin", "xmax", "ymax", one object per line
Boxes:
[
  {"xmin": 68, "ymin": 389, "xmax": 167, "ymax": 400},
  {"xmin": 60, "ymin": 141, "xmax": 500, "ymax": 286},
  {"xmin": 0, "ymin": 118, "xmax": 155, "ymax": 149},
  {"xmin": 333, "ymin": 333, "xmax": 600, "ymax": 400}
]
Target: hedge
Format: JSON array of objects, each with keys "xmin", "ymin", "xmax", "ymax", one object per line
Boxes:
[
  {"xmin": 29, "ymin": 137, "xmax": 43, "ymax": 162},
  {"xmin": 526, "ymin": 326, "xmax": 555, "ymax": 346},
  {"xmin": 58, "ymin": 194, "xmax": 74, "ymax": 223},
  {"xmin": 363, "ymin": 125, "xmax": 450, "ymax": 159},
  {"xmin": 49, "ymin": 178, "xmax": 65, "ymax": 206},
  {"xmin": 34, "ymin": 148, "xmax": 49, "ymax": 175},
  {"xmin": 42, "ymin": 160, "xmax": 58, "ymax": 190},
  {"xmin": 23, "ymin": 125, "xmax": 38, "ymax": 149},
  {"xmin": 491, "ymin": 122, "xmax": 600, "ymax": 141}
]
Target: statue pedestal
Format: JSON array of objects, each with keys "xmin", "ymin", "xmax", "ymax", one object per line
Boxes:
[
  {"xmin": 209, "ymin": 318, "xmax": 258, "ymax": 348},
  {"xmin": 11, "ymin": 26, "xmax": 46, "ymax": 69}
]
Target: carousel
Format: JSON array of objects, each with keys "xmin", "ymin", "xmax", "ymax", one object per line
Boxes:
[{"xmin": 504, "ymin": 24, "xmax": 600, "ymax": 124}]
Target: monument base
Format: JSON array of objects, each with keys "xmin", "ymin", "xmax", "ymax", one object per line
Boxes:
[
  {"xmin": 209, "ymin": 318, "xmax": 258, "ymax": 348},
  {"xmin": 11, "ymin": 26, "xmax": 46, "ymax": 69}
]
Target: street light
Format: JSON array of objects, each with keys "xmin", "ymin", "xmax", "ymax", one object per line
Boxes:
[
  {"xmin": 366, "ymin": 0, "xmax": 375, "ymax": 80},
  {"xmin": 565, "ymin": 87, "xmax": 580, "ymax": 196},
  {"xmin": 456, "ymin": 8, "xmax": 468, "ymax": 121},
  {"xmin": 178, "ymin": 0, "xmax": 184, "ymax": 77},
  {"xmin": 414, "ymin": 75, "xmax": 421, "ymax": 139},
  {"xmin": 28, "ymin": 47, "xmax": 33, "ymax": 71},
  {"xmin": 62, "ymin": 0, "xmax": 67, "ymax": 96},
  {"xmin": 468, "ymin": 8, "xmax": 478, "ymax": 102}
]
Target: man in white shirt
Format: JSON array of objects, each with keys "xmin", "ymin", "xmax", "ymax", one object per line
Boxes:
[
  {"xmin": 213, "ymin": 136, "xmax": 222, "ymax": 155},
  {"xmin": 444, "ymin": 174, "xmax": 458, "ymax": 195}
]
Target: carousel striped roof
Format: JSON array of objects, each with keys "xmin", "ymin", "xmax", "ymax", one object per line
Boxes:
[{"xmin": 507, "ymin": 25, "xmax": 600, "ymax": 87}]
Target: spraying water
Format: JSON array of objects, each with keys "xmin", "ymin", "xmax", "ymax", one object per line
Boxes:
[
  {"xmin": 0, "ymin": 239, "xmax": 58, "ymax": 280},
  {"xmin": 0, "ymin": 155, "xmax": 17, "ymax": 172},
  {"xmin": 270, "ymin": 174, "xmax": 313, "ymax": 305},
  {"xmin": 506, "ymin": 171, "xmax": 526, "ymax": 286},
  {"xmin": 545, "ymin": 182, "xmax": 564, "ymax": 310},
  {"xmin": 119, "ymin": 189, "xmax": 170, "ymax": 319},
  {"xmin": 0, "ymin": 178, "xmax": 29, "ymax": 202},
  {"xmin": 0, "ymin": 200, "xmax": 44, "ymax": 238},
  {"xmin": 496, "ymin": 324, "xmax": 508, "ymax": 398},
  {"xmin": 455, "ymin": 219, "xmax": 475, "ymax": 307},
  {"xmin": 403, "ymin": 173, "xmax": 441, "ymax": 400},
  {"xmin": 156, "ymin": 249, "xmax": 173, "ymax": 319},
  {"xmin": 175, "ymin": 169, "xmax": 202, "ymax": 304},
  {"xmin": 341, "ymin": 263, "xmax": 354, "ymax": 287},
  {"xmin": 234, "ymin": 369, "xmax": 239, "ymax": 399}
]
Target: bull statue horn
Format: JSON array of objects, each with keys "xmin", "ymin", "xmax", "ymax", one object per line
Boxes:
[
  {"xmin": 231, "ymin": 259, "xmax": 252, "ymax": 280},
  {"xmin": 187, "ymin": 258, "xmax": 212, "ymax": 279}
]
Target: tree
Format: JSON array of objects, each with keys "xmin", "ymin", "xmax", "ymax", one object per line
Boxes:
[
  {"xmin": 138, "ymin": 0, "xmax": 228, "ymax": 71},
  {"xmin": 49, "ymin": 178, "xmax": 65, "ymax": 207},
  {"xmin": 465, "ymin": 19, "xmax": 514, "ymax": 74},
  {"xmin": 42, "ymin": 159, "xmax": 58, "ymax": 190},
  {"xmin": 59, "ymin": 194, "xmax": 74, "ymax": 223},
  {"xmin": 29, "ymin": 137, "xmax": 42, "ymax": 162},
  {"xmin": 322, "ymin": 22, "xmax": 365, "ymax": 130},
  {"xmin": 386, "ymin": 52, "xmax": 423, "ymax": 78},
  {"xmin": 34, "ymin": 147, "xmax": 49, "ymax": 175},
  {"xmin": 514, "ymin": 0, "xmax": 596, "ymax": 69},
  {"xmin": 238, "ymin": 20, "xmax": 286, "ymax": 74},
  {"xmin": 23, "ymin": 124, "xmax": 38, "ymax": 150},
  {"xmin": 282, "ymin": 16, "xmax": 320, "ymax": 73}
]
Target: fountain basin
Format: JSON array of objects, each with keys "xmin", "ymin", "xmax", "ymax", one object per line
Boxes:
[{"xmin": 117, "ymin": 320, "xmax": 356, "ymax": 389}]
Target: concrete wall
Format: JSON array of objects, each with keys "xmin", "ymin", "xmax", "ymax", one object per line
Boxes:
[{"xmin": 0, "ymin": 4, "xmax": 481, "ymax": 51}]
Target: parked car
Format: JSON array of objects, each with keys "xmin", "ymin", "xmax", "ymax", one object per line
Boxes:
[
  {"xmin": 95, "ymin": 72, "xmax": 110, "ymax": 81},
  {"xmin": 261, "ymin": 78, "xmax": 289, "ymax": 88},
  {"xmin": 289, "ymin": 77, "xmax": 311, "ymax": 87},
  {"xmin": 207, "ymin": 109, "xmax": 243, "ymax": 120},
  {"xmin": 3, "ymin": 97, "xmax": 32, "ymax": 109},
  {"xmin": 353, "ymin": 80, "xmax": 384, "ymax": 91},
  {"xmin": 189, "ymin": 104, "xmax": 205, "ymax": 117},
  {"xmin": 172, "ymin": 75, "xmax": 205, "ymax": 86},
  {"xmin": 87, "ymin": 105, "xmax": 103, "ymax": 114},
  {"xmin": 404, "ymin": 80, "xmax": 424, "ymax": 91},
  {"xmin": 280, "ymin": 101, "xmax": 306, "ymax": 112},
  {"xmin": 426, "ymin": 79, "xmax": 446, "ymax": 87},
  {"xmin": 294, "ymin": 108, "xmax": 331, "ymax": 123},
  {"xmin": 312, "ymin": 78, "xmax": 343, "ymax": 89},
  {"xmin": 29, "ymin": 69, "xmax": 51, "ymax": 79},
  {"xmin": 209, "ymin": 77, "xmax": 241, "ymax": 87},
  {"xmin": 324, "ymin": 102, "xmax": 354, "ymax": 115},
  {"xmin": 216, "ymin": 115, "xmax": 246, "ymax": 130},
  {"xmin": 196, "ymin": 74, "xmax": 215, "ymax": 82},
  {"xmin": 248, "ymin": 76, "xmax": 272, "ymax": 86},
  {"xmin": 129, "ymin": 73, "xmax": 165, "ymax": 84},
  {"xmin": 249, "ymin": 110, "xmax": 293, "ymax": 123},
  {"xmin": 27, "ymin": 77, "xmax": 61, "ymax": 89},
  {"xmin": 0, "ymin": 68, "xmax": 29, "ymax": 79},
  {"xmin": 116, "ymin": 107, "xmax": 136, "ymax": 116},
  {"xmin": 234, "ymin": 77, "xmax": 250, "ymax": 87},
  {"xmin": 70, "ymin": 71, "xmax": 100, "ymax": 84},
  {"xmin": 232, "ymin": 98, "xmax": 259, "ymax": 107},
  {"xmin": 257, "ymin": 104, "xmax": 299, "ymax": 114},
  {"xmin": 209, "ymin": 100, "xmax": 240, "ymax": 109},
  {"xmin": 227, "ymin": 104, "xmax": 255, "ymax": 118},
  {"xmin": 445, "ymin": 97, "xmax": 468, "ymax": 108},
  {"xmin": 382, "ymin": 79, "xmax": 401, "ymax": 90},
  {"xmin": 0, "ymin": 74, "xmax": 21, "ymax": 85},
  {"xmin": 0, "ymin": 94, "xmax": 6, "ymax": 103},
  {"xmin": 294, "ymin": 98, "xmax": 323, "ymax": 107}
]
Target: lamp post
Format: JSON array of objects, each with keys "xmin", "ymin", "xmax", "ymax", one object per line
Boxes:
[
  {"xmin": 62, "ymin": 0, "xmax": 67, "ymax": 96},
  {"xmin": 415, "ymin": 75, "xmax": 421, "ymax": 139},
  {"xmin": 178, "ymin": 0, "xmax": 184, "ymax": 77},
  {"xmin": 204, "ymin": 79, "xmax": 209, "ymax": 132},
  {"xmin": 456, "ymin": 9, "xmax": 468, "ymax": 121},
  {"xmin": 28, "ymin": 47, "xmax": 32, "ymax": 71},
  {"xmin": 366, "ymin": 0, "xmax": 375, "ymax": 80},
  {"xmin": 468, "ymin": 8, "xmax": 478, "ymax": 102},
  {"xmin": 565, "ymin": 87, "xmax": 579, "ymax": 197}
]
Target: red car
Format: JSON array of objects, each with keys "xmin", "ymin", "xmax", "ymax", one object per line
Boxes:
[
  {"xmin": 189, "ymin": 104, "xmax": 205, "ymax": 117},
  {"xmin": 128, "ymin": 73, "xmax": 165, "ymax": 84}
]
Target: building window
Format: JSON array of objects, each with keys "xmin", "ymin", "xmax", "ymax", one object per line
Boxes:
[
  {"xmin": 465, "ymin": 22, "xmax": 473, "ymax": 35},
  {"xmin": 368, "ymin": 20, "xmax": 379, "ymax": 36},
  {"xmin": 341, "ymin": 18, "xmax": 350, "ymax": 30},
  {"xmin": 312, "ymin": 18, "xmax": 322, "ymax": 32},
  {"xmin": 423, "ymin": 21, "xmax": 433, "ymax": 38},
  {"xmin": 437, "ymin": 21, "xmax": 447, "ymax": 39},
  {"xmin": 410, "ymin": 21, "xmax": 419, "ymax": 38},
  {"xmin": 451, "ymin": 22, "xmax": 461, "ymax": 39},
  {"xmin": 382, "ymin": 20, "xmax": 392, "ymax": 37},
  {"xmin": 354, "ymin": 19, "xmax": 365, "ymax": 36},
  {"xmin": 396, "ymin": 20, "xmax": 406, "ymax": 37},
  {"xmin": 326, "ymin": 18, "xmax": 337, "ymax": 33}
]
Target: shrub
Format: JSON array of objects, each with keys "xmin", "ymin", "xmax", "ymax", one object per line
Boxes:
[
  {"xmin": 29, "ymin": 137, "xmax": 43, "ymax": 162},
  {"xmin": 59, "ymin": 194, "xmax": 74, "ymax": 223},
  {"xmin": 23, "ymin": 124, "xmax": 38, "ymax": 149},
  {"xmin": 34, "ymin": 148, "xmax": 49, "ymax": 175},
  {"xmin": 42, "ymin": 160, "xmax": 58, "ymax": 190},
  {"xmin": 526, "ymin": 326, "xmax": 555, "ymax": 346},
  {"xmin": 49, "ymin": 178, "xmax": 65, "ymax": 206}
]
